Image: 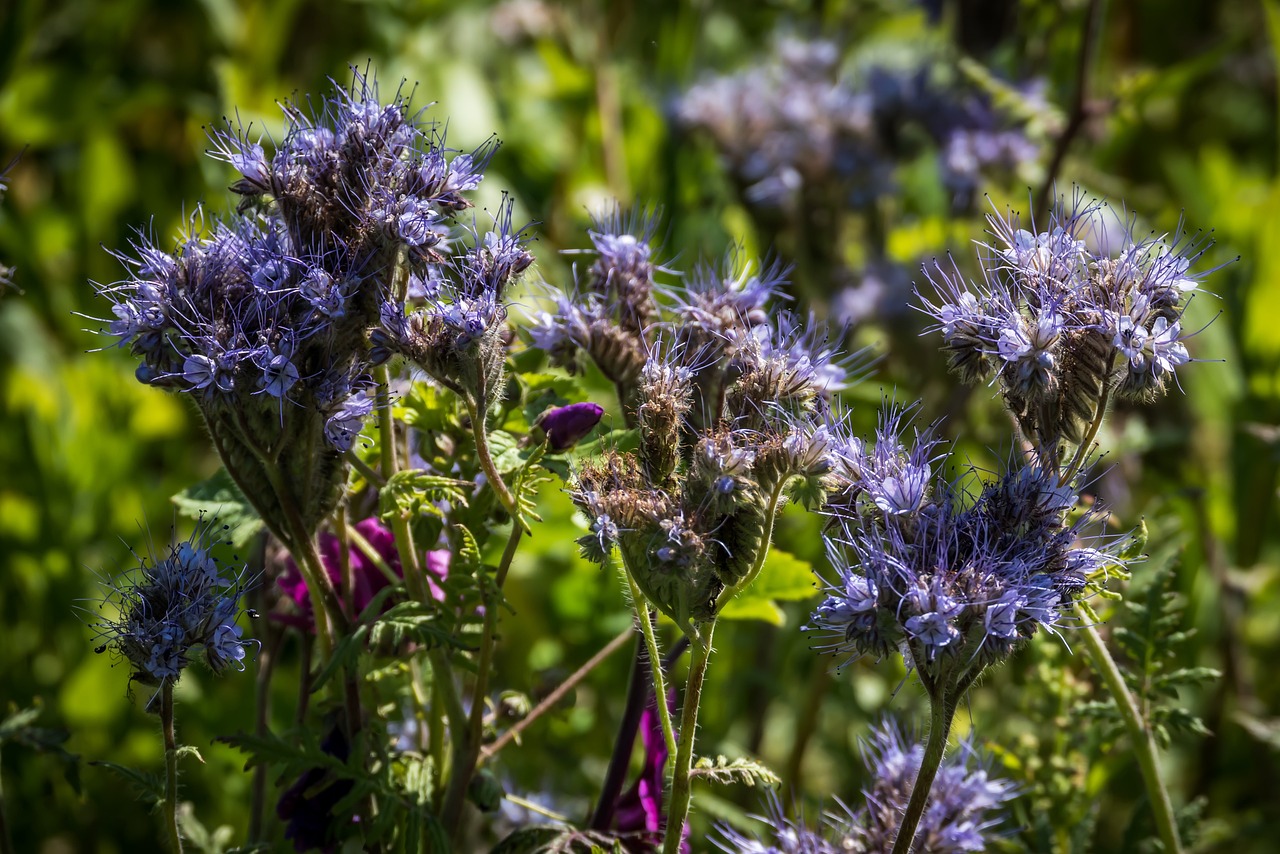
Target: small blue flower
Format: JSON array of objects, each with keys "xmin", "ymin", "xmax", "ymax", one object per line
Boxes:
[
  {"xmin": 851, "ymin": 720, "xmax": 1016, "ymax": 853},
  {"xmin": 325, "ymin": 393, "xmax": 375, "ymax": 452},
  {"xmin": 88, "ymin": 519, "xmax": 256, "ymax": 687}
]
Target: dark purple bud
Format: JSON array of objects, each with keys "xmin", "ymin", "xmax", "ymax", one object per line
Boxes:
[{"xmin": 538, "ymin": 402, "xmax": 604, "ymax": 451}]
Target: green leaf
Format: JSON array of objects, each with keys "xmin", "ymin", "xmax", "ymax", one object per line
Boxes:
[
  {"xmin": 689, "ymin": 755, "xmax": 781, "ymax": 787},
  {"xmin": 89, "ymin": 760, "xmax": 164, "ymax": 808},
  {"xmin": 171, "ymin": 468, "xmax": 263, "ymax": 549},
  {"xmin": 398, "ymin": 382, "xmax": 459, "ymax": 432},
  {"xmin": 379, "ymin": 470, "xmax": 471, "ymax": 520},
  {"xmin": 718, "ymin": 549, "xmax": 817, "ymax": 625}
]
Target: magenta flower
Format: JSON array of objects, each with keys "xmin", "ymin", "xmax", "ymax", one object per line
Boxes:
[
  {"xmin": 614, "ymin": 691, "xmax": 689, "ymax": 852},
  {"xmin": 276, "ymin": 518, "xmax": 450, "ymax": 629}
]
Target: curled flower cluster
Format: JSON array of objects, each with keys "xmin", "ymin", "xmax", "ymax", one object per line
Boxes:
[
  {"xmin": 94, "ymin": 71, "xmax": 531, "ymax": 542},
  {"xmin": 675, "ymin": 36, "xmax": 1042, "ymax": 213},
  {"xmin": 713, "ymin": 720, "xmax": 1014, "ymax": 854},
  {"xmin": 808, "ymin": 407, "xmax": 1121, "ymax": 686},
  {"xmin": 529, "ymin": 207, "xmax": 666, "ymax": 392},
  {"xmin": 920, "ymin": 195, "xmax": 1214, "ymax": 454},
  {"xmin": 557, "ymin": 214, "xmax": 854, "ymax": 629},
  {"xmin": 850, "ymin": 720, "xmax": 1016, "ymax": 853},
  {"xmin": 90, "ymin": 521, "xmax": 255, "ymax": 687}
]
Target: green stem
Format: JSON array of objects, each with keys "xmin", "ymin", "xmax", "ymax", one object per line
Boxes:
[
  {"xmin": 626, "ymin": 573, "xmax": 676, "ymax": 759},
  {"xmin": 663, "ymin": 621, "xmax": 715, "ymax": 854},
  {"xmin": 1075, "ymin": 604, "xmax": 1183, "ymax": 854},
  {"xmin": 467, "ymin": 399, "xmax": 529, "ymax": 533},
  {"xmin": 440, "ymin": 521, "xmax": 524, "ymax": 838},
  {"xmin": 345, "ymin": 450, "xmax": 385, "ymax": 489},
  {"xmin": 376, "ymin": 365, "xmax": 397, "ymax": 480},
  {"xmin": 160, "ymin": 681, "xmax": 183, "ymax": 854},
  {"xmin": 890, "ymin": 688, "xmax": 957, "ymax": 854}
]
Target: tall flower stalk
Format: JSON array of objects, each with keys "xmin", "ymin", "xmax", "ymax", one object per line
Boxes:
[
  {"xmin": 88, "ymin": 520, "xmax": 255, "ymax": 852},
  {"xmin": 910, "ymin": 192, "xmax": 1221, "ymax": 853},
  {"xmin": 559, "ymin": 213, "xmax": 855, "ymax": 847}
]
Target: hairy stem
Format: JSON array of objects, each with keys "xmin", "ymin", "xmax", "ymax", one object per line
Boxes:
[
  {"xmin": 663, "ymin": 621, "xmax": 715, "ymax": 854},
  {"xmin": 890, "ymin": 688, "xmax": 957, "ymax": 854},
  {"xmin": 376, "ymin": 365, "xmax": 397, "ymax": 480},
  {"xmin": 160, "ymin": 681, "xmax": 183, "ymax": 854},
  {"xmin": 628, "ymin": 574, "xmax": 676, "ymax": 759},
  {"xmin": 440, "ymin": 521, "xmax": 524, "ymax": 838},
  {"xmin": 467, "ymin": 399, "xmax": 530, "ymax": 533},
  {"xmin": 1075, "ymin": 605, "xmax": 1183, "ymax": 854}
]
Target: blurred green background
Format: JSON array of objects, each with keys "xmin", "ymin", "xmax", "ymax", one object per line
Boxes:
[{"xmin": 2, "ymin": 0, "xmax": 1279, "ymax": 851}]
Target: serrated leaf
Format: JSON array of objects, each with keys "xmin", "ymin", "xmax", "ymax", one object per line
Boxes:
[
  {"xmin": 689, "ymin": 755, "xmax": 781, "ymax": 787},
  {"xmin": 380, "ymin": 470, "xmax": 472, "ymax": 519},
  {"xmin": 176, "ymin": 744, "xmax": 205, "ymax": 764},
  {"xmin": 90, "ymin": 760, "xmax": 164, "ymax": 808},
  {"xmin": 171, "ymin": 468, "xmax": 264, "ymax": 548}
]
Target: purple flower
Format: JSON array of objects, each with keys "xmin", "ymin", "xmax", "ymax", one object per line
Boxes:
[
  {"xmin": 809, "ymin": 413, "xmax": 1113, "ymax": 679},
  {"xmin": 89, "ymin": 518, "xmax": 256, "ymax": 687},
  {"xmin": 324, "ymin": 394, "xmax": 374, "ymax": 452},
  {"xmin": 537, "ymin": 402, "xmax": 605, "ymax": 451},
  {"xmin": 276, "ymin": 518, "xmax": 451, "ymax": 630},
  {"xmin": 614, "ymin": 692, "xmax": 689, "ymax": 853}
]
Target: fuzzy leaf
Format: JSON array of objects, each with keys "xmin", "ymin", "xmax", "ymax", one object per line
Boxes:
[
  {"xmin": 689, "ymin": 755, "xmax": 781, "ymax": 787},
  {"xmin": 171, "ymin": 468, "xmax": 263, "ymax": 549}
]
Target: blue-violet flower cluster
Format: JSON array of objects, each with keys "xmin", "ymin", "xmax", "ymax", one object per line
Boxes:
[
  {"xmin": 809, "ymin": 407, "xmax": 1122, "ymax": 687},
  {"xmin": 90, "ymin": 520, "xmax": 255, "ymax": 688},
  {"xmin": 920, "ymin": 194, "xmax": 1215, "ymax": 453}
]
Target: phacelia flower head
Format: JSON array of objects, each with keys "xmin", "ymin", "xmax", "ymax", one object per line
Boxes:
[
  {"xmin": 920, "ymin": 192, "xmax": 1220, "ymax": 454},
  {"xmin": 93, "ymin": 70, "xmax": 519, "ymax": 554},
  {"xmin": 714, "ymin": 720, "xmax": 1014, "ymax": 854},
  {"xmin": 808, "ymin": 408, "xmax": 1116, "ymax": 689},
  {"xmin": 89, "ymin": 519, "xmax": 256, "ymax": 689},
  {"xmin": 713, "ymin": 792, "xmax": 850, "ymax": 854},
  {"xmin": 849, "ymin": 719, "xmax": 1016, "ymax": 853}
]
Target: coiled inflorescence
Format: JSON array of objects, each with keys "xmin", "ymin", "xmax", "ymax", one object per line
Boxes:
[
  {"xmin": 920, "ymin": 194, "xmax": 1216, "ymax": 456},
  {"xmin": 808, "ymin": 407, "xmax": 1122, "ymax": 688},
  {"xmin": 713, "ymin": 720, "xmax": 1015, "ymax": 854},
  {"xmin": 675, "ymin": 36, "xmax": 1041, "ymax": 214},
  {"xmin": 93, "ymin": 70, "xmax": 523, "ymax": 540},
  {"xmin": 89, "ymin": 520, "xmax": 255, "ymax": 689},
  {"xmin": 559, "ymin": 213, "xmax": 856, "ymax": 630}
]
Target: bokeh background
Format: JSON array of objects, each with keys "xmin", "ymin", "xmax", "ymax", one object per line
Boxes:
[{"xmin": 1, "ymin": 0, "xmax": 1278, "ymax": 851}]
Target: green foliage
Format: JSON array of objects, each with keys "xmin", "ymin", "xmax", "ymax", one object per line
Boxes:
[
  {"xmin": 172, "ymin": 468, "xmax": 265, "ymax": 550},
  {"xmin": 0, "ymin": 704, "xmax": 80, "ymax": 794},
  {"xmin": 218, "ymin": 727, "xmax": 446, "ymax": 851},
  {"xmin": 717, "ymin": 548, "xmax": 819, "ymax": 625},
  {"xmin": 1080, "ymin": 554, "xmax": 1221, "ymax": 749}
]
